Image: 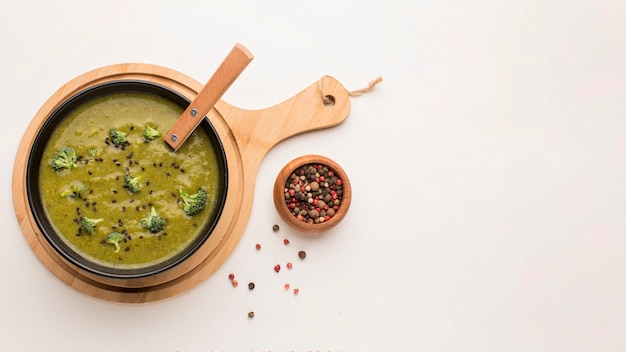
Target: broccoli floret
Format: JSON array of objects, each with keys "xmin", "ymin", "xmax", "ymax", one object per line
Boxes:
[
  {"xmin": 105, "ymin": 232, "xmax": 125, "ymax": 253},
  {"xmin": 141, "ymin": 207, "xmax": 165, "ymax": 233},
  {"xmin": 87, "ymin": 148, "xmax": 98, "ymax": 157},
  {"xmin": 179, "ymin": 187, "xmax": 207, "ymax": 216},
  {"xmin": 51, "ymin": 147, "xmax": 77, "ymax": 170},
  {"xmin": 109, "ymin": 128, "xmax": 127, "ymax": 146},
  {"xmin": 81, "ymin": 216, "xmax": 103, "ymax": 235},
  {"xmin": 123, "ymin": 174, "xmax": 142, "ymax": 193},
  {"xmin": 143, "ymin": 125, "xmax": 161, "ymax": 141},
  {"xmin": 60, "ymin": 183, "xmax": 85, "ymax": 198}
]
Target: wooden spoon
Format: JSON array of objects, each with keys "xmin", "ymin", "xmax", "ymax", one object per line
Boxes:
[{"xmin": 164, "ymin": 43, "xmax": 254, "ymax": 151}]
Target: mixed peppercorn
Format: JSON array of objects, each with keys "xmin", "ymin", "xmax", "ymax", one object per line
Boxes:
[
  {"xmin": 282, "ymin": 163, "xmax": 344, "ymax": 224},
  {"xmin": 230, "ymin": 224, "xmax": 309, "ymax": 318}
]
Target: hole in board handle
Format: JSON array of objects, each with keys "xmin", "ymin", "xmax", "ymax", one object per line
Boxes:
[{"xmin": 323, "ymin": 95, "xmax": 336, "ymax": 107}]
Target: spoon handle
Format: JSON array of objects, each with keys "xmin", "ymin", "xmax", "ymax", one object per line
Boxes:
[{"xmin": 165, "ymin": 43, "xmax": 254, "ymax": 151}]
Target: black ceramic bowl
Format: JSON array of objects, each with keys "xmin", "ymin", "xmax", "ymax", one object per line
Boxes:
[{"xmin": 26, "ymin": 80, "xmax": 228, "ymax": 279}]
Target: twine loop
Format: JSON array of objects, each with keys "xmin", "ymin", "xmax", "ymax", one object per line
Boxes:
[{"xmin": 318, "ymin": 75, "xmax": 383, "ymax": 105}]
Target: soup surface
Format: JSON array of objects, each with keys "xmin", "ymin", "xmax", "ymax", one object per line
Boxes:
[{"xmin": 38, "ymin": 91, "xmax": 223, "ymax": 270}]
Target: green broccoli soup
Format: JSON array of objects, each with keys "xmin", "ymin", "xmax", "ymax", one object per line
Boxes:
[{"xmin": 38, "ymin": 91, "xmax": 223, "ymax": 270}]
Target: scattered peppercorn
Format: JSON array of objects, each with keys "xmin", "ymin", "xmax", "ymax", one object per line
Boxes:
[
  {"xmin": 228, "ymin": 273, "xmax": 235, "ymax": 280},
  {"xmin": 286, "ymin": 262, "xmax": 293, "ymax": 269},
  {"xmin": 272, "ymin": 224, "xmax": 280, "ymax": 232},
  {"xmin": 255, "ymin": 243, "xmax": 261, "ymax": 250},
  {"xmin": 283, "ymin": 238, "xmax": 290, "ymax": 245},
  {"xmin": 298, "ymin": 250, "xmax": 307, "ymax": 259},
  {"xmin": 293, "ymin": 288, "xmax": 300, "ymax": 295},
  {"xmin": 248, "ymin": 311, "xmax": 254, "ymax": 318},
  {"xmin": 284, "ymin": 283, "xmax": 290, "ymax": 290},
  {"xmin": 248, "ymin": 282, "xmax": 255, "ymax": 290},
  {"xmin": 231, "ymin": 279, "xmax": 239, "ymax": 287},
  {"xmin": 274, "ymin": 264, "xmax": 281, "ymax": 273}
]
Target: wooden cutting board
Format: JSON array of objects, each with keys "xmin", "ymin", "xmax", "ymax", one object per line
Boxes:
[{"xmin": 12, "ymin": 63, "xmax": 351, "ymax": 303}]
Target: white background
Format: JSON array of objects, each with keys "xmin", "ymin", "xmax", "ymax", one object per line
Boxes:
[{"xmin": 2, "ymin": 1, "xmax": 626, "ymax": 351}]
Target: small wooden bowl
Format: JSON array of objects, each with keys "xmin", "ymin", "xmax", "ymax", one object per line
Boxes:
[{"xmin": 273, "ymin": 155, "xmax": 351, "ymax": 234}]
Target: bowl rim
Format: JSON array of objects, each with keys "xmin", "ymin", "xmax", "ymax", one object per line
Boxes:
[
  {"xmin": 26, "ymin": 79, "xmax": 229, "ymax": 279},
  {"xmin": 273, "ymin": 154, "xmax": 351, "ymax": 234}
]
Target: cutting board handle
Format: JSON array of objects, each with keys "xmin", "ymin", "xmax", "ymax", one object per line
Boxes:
[{"xmin": 216, "ymin": 75, "xmax": 351, "ymax": 167}]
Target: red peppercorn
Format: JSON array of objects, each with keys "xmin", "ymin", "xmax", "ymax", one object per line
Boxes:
[
  {"xmin": 293, "ymin": 288, "xmax": 299, "ymax": 295},
  {"xmin": 274, "ymin": 264, "xmax": 281, "ymax": 273},
  {"xmin": 231, "ymin": 279, "xmax": 239, "ymax": 287},
  {"xmin": 255, "ymin": 243, "xmax": 261, "ymax": 250},
  {"xmin": 284, "ymin": 283, "xmax": 290, "ymax": 290},
  {"xmin": 283, "ymin": 238, "xmax": 290, "ymax": 245},
  {"xmin": 336, "ymin": 179, "xmax": 342, "ymax": 186},
  {"xmin": 286, "ymin": 262, "xmax": 293, "ymax": 269},
  {"xmin": 228, "ymin": 273, "xmax": 235, "ymax": 280}
]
